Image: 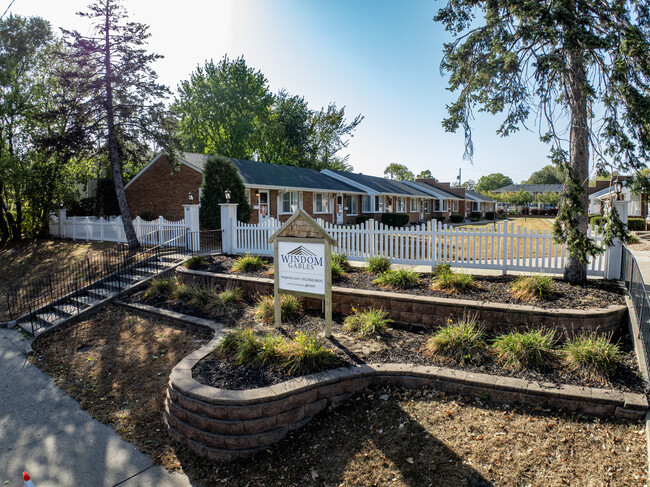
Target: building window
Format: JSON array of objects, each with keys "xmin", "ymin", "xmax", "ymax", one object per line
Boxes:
[
  {"xmin": 434, "ymin": 199, "xmax": 440, "ymax": 211},
  {"xmin": 362, "ymin": 195, "xmax": 371, "ymax": 212},
  {"xmin": 453, "ymin": 200, "xmax": 458, "ymax": 212},
  {"xmin": 443, "ymin": 200, "xmax": 448, "ymax": 211},
  {"xmin": 281, "ymin": 191, "xmax": 299, "ymax": 213},
  {"xmin": 346, "ymin": 195, "xmax": 358, "ymax": 215},
  {"xmin": 314, "ymin": 193, "xmax": 330, "ymax": 213},
  {"xmin": 395, "ymin": 197, "xmax": 405, "ymax": 213},
  {"xmin": 410, "ymin": 198, "xmax": 418, "ymax": 213},
  {"xmin": 375, "ymin": 196, "xmax": 385, "ymax": 213}
]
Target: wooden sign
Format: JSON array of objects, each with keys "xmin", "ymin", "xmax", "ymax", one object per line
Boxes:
[{"xmin": 268, "ymin": 209, "xmax": 337, "ymax": 337}]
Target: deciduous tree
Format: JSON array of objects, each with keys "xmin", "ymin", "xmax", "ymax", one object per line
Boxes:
[
  {"xmin": 475, "ymin": 173, "xmax": 513, "ymax": 195},
  {"xmin": 526, "ymin": 165, "xmax": 565, "ymax": 185},
  {"xmin": 384, "ymin": 163, "xmax": 414, "ymax": 181}
]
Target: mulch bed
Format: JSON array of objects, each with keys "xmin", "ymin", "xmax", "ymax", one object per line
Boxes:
[
  {"xmin": 200, "ymin": 255, "xmax": 626, "ymax": 310},
  {"xmin": 124, "ymin": 289, "xmax": 645, "ymax": 394},
  {"xmin": 30, "ymin": 307, "xmax": 648, "ymax": 486}
]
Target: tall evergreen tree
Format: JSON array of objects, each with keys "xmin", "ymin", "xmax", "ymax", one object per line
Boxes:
[
  {"xmin": 60, "ymin": 0, "xmax": 179, "ymax": 246},
  {"xmin": 435, "ymin": 0, "xmax": 650, "ymax": 283}
]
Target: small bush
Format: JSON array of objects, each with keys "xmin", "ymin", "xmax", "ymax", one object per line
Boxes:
[
  {"xmin": 510, "ymin": 275, "xmax": 555, "ymax": 301},
  {"xmin": 449, "ymin": 213, "xmax": 463, "ymax": 223},
  {"xmin": 432, "ymin": 263, "xmax": 451, "ymax": 278},
  {"xmin": 332, "ymin": 252, "xmax": 351, "ymax": 271},
  {"xmin": 331, "ymin": 261, "xmax": 345, "ymax": 278},
  {"xmin": 183, "ymin": 256, "xmax": 206, "ymax": 269},
  {"xmin": 356, "ymin": 215, "xmax": 372, "ymax": 225},
  {"xmin": 432, "ymin": 271, "xmax": 476, "ymax": 293},
  {"xmin": 422, "ymin": 316, "xmax": 485, "ymax": 364},
  {"xmin": 254, "ymin": 294, "xmax": 303, "ymax": 324},
  {"xmin": 628, "ymin": 234, "xmax": 641, "ymax": 244},
  {"xmin": 215, "ymin": 329, "xmax": 338, "ymax": 375},
  {"xmin": 143, "ymin": 278, "xmax": 173, "ymax": 300},
  {"xmin": 492, "ymin": 330, "xmax": 556, "ymax": 370},
  {"xmin": 485, "ymin": 211, "xmax": 495, "ymax": 220},
  {"xmin": 470, "ymin": 211, "xmax": 481, "ymax": 220},
  {"xmin": 343, "ymin": 307, "xmax": 393, "ymax": 339},
  {"xmin": 219, "ymin": 288, "xmax": 243, "ymax": 305},
  {"xmin": 279, "ymin": 332, "xmax": 339, "ymax": 375},
  {"xmin": 138, "ymin": 210, "xmax": 159, "ymax": 221},
  {"xmin": 562, "ymin": 334, "xmax": 623, "ymax": 382},
  {"xmin": 381, "ymin": 213, "xmax": 410, "ymax": 227},
  {"xmin": 365, "ymin": 255, "xmax": 392, "ymax": 274},
  {"xmin": 171, "ymin": 282, "xmax": 194, "ymax": 303},
  {"xmin": 202, "ymin": 292, "xmax": 225, "ymax": 316},
  {"xmin": 231, "ymin": 253, "xmax": 267, "ymax": 273},
  {"xmin": 373, "ymin": 268, "xmax": 420, "ymax": 289}
]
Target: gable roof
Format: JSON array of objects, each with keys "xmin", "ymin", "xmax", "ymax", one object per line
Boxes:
[
  {"xmin": 464, "ymin": 189, "xmax": 494, "ymax": 202},
  {"xmin": 321, "ymin": 169, "xmax": 433, "ymax": 197},
  {"xmin": 402, "ymin": 180, "xmax": 462, "ymax": 200},
  {"xmin": 493, "ymin": 183, "xmax": 563, "ymax": 194}
]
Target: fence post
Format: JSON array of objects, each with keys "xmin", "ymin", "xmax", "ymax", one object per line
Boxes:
[
  {"xmin": 57, "ymin": 207, "xmax": 66, "ymax": 238},
  {"xmin": 220, "ymin": 203, "xmax": 239, "ymax": 254},
  {"xmin": 605, "ymin": 200, "xmax": 629, "ymax": 280},
  {"xmin": 183, "ymin": 203, "xmax": 200, "ymax": 252}
]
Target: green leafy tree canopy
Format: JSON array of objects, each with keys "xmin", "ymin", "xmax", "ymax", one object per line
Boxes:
[
  {"xmin": 384, "ymin": 163, "xmax": 414, "ymax": 181},
  {"xmin": 475, "ymin": 173, "xmax": 513, "ymax": 195},
  {"xmin": 526, "ymin": 165, "xmax": 565, "ymax": 185}
]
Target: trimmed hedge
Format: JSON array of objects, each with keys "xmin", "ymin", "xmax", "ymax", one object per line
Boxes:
[
  {"xmin": 470, "ymin": 211, "xmax": 482, "ymax": 220},
  {"xmin": 590, "ymin": 215, "xmax": 645, "ymax": 231},
  {"xmin": 485, "ymin": 211, "xmax": 495, "ymax": 220},
  {"xmin": 355, "ymin": 215, "xmax": 372, "ymax": 225},
  {"xmin": 381, "ymin": 213, "xmax": 410, "ymax": 227},
  {"xmin": 449, "ymin": 213, "xmax": 464, "ymax": 223}
]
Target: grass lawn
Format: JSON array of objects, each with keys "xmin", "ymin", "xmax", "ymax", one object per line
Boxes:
[
  {"xmin": 0, "ymin": 238, "xmax": 116, "ymax": 321},
  {"xmin": 462, "ymin": 217, "xmax": 555, "ymax": 233},
  {"xmin": 31, "ymin": 307, "xmax": 647, "ymax": 487}
]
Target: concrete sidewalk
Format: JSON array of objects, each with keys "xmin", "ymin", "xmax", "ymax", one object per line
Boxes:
[{"xmin": 0, "ymin": 328, "xmax": 193, "ymax": 487}]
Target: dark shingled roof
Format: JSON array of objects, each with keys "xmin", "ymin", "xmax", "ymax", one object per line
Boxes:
[
  {"xmin": 179, "ymin": 153, "xmax": 363, "ymax": 193},
  {"xmin": 324, "ymin": 169, "xmax": 432, "ymax": 197},
  {"xmin": 493, "ymin": 183, "xmax": 563, "ymax": 193},
  {"xmin": 231, "ymin": 159, "xmax": 363, "ymax": 193},
  {"xmin": 465, "ymin": 189, "xmax": 494, "ymax": 202}
]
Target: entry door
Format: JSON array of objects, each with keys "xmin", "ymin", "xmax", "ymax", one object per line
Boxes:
[
  {"xmin": 419, "ymin": 201, "xmax": 424, "ymax": 221},
  {"xmin": 259, "ymin": 191, "xmax": 269, "ymax": 220},
  {"xmin": 336, "ymin": 196, "xmax": 344, "ymax": 224}
]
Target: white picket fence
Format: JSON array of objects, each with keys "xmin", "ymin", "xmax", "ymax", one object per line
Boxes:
[
  {"xmin": 231, "ymin": 218, "xmax": 611, "ymax": 277},
  {"xmin": 50, "ymin": 215, "xmax": 187, "ymax": 245}
]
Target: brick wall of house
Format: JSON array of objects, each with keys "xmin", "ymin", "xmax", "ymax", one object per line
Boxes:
[{"xmin": 125, "ymin": 155, "xmax": 202, "ymax": 221}]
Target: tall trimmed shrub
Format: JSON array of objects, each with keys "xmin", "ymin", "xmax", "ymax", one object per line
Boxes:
[{"xmin": 199, "ymin": 155, "xmax": 251, "ymax": 230}]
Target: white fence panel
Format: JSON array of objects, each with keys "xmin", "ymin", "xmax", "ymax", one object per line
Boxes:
[
  {"xmin": 50, "ymin": 215, "xmax": 186, "ymax": 245},
  {"xmin": 231, "ymin": 218, "xmax": 607, "ymax": 277}
]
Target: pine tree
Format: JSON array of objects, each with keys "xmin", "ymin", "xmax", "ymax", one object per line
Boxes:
[
  {"xmin": 60, "ymin": 0, "xmax": 179, "ymax": 247},
  {"xmin": 435, "ymin": 1, "xmax": 650, "ymax": 283}
]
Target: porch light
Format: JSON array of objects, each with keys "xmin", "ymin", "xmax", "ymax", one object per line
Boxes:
[
  {"xmin": 225, "ymin": 189, "xmax": 231, "ymax": 203},
  {"xmin": 58, "ymin": 201, "xmax": 64, "ymax": 209},
  {"xmin": 614, "ymin": 180, "xmax": 623, "ymax": 199},
  {"xmin": 188, "ymin": 191, "xmax": 194, "ymax": 204}
]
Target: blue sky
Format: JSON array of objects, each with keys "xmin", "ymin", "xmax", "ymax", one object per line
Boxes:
[{"xmin": 11, "ymin": 0, "xmax": 557, "ymax": 183}]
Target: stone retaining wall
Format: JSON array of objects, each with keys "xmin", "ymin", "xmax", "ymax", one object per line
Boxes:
[
  {"xmin": 176, "ymin": 268, "xmax": 627, "ymax": 338},
  {"xmin": 166, "ymin": 342, "xmax": 648, "ymax": 463}
]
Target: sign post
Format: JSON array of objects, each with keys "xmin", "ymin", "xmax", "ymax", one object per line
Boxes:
[{"xmin": 268, "ymin": 209, "xmax": 337, "ymax": 337}]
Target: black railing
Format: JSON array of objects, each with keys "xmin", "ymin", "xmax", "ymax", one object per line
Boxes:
[
  {"xmin": 621, "ymin": 246, "xmax": 650, "ymax": 384},
  {"xmin": 7, "ymin": 229, "xmax": 223, "ymax": 335}
]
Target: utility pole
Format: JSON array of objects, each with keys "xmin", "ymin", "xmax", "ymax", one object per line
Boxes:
[{"xmin": 456, "ymin": 168, "xmax": 462, "ymax": 187}]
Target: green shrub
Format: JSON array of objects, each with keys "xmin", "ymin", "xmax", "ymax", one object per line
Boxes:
[
  {"xmin": 492, "ymin": 330, "xmax": 556, "ymax": 369},
  {"xmin": 562, "ymin": 334, "xmax": 623, "ymax": 382},
  {"xmin": 432, "ymin": 270, "xmax": 476, "ymax": 293},
  {"xmin": 279, "ymin": 332, "xmax": 339, "ymax": 375},
  {"xmin": 485, "ymin": 211, "xmax": 495, "ymax": 220},
  {"xmin": 422, "ymin": 316, "xmax": 485, "ymax": 364},
  {"xmin": 254, "ymin": 294, "xmax": 303, "ymax": 324},
  {"xmin": 510, "ymin": 275, "xmax": 555, "ymax": 301},
  {"xmin": 231, "ymin": 253, "xmax": 267, "ymax": 273},
  {"xmin": 365, "ymin": 255, "xmax": 392, "ymax": 274},
  {"xmin": 380, "ymin": 213, "xmax": 410, "ymax": 228},
  {"xmin": 216, "ymin": 329, "xmax": 339, "ymax": 375},
  {"xmin": 202, "ymin": 293, "xmax": 225, "ymax": 317},
  {"xmin": 331, "ymin": 261, "xmax": 345, "ymax": 278},
  {"xmin": 219, "ymin": 288, "xmax": 243, "ymax": 305},
  {"xmin": 449, "ymin": 213, "xmax": 463, "ymax": 223},
  {"xmin": 137, "ymin": 210, "xmax": 158, "ymax": 221},
  {"xmin": 171, "ymin": 282, "xmax": 194, "ymax": 303},
  {"xmin": 143, "ymin": 278, "xmax": 173, "ymax": 300},
  {"xmin": 183, "ymin": 256, "xmax": 207, "ymax": 269},
  {"xmin": 470, "ymin": 211, "xmax": 482, "ymax": 220},
  {"xmin": 628, "ymin": 233, "xmax": 641, "ymax": 244},
  {"xmin": 356, "ymin": 215, "xmax": 372, "ymax": 225},
  {"xmin": 432, "ymin": 263, "xmax": 452, "ymax": 277},
  {"xmin": 343, "ymin": 307, "xmax": 393, "ymax": 339},
  {"xmin": 332, "ymin": 252, "xmax": 351, "ymax": 271},
  {"xmin": 373, "ymin": 268, "xmax": 420, "ymax": 289}
]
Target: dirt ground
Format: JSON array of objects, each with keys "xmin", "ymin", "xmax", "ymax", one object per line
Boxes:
[
  {"xmin": 464, "ymin": 217, "xmax": 555, "ymax": 233},
  {"xmin": 30, "ymin": 307, "xmax": 648, "ymax": 487},
  {"xmin": 0, "ymin": 238, "xmax": 115, "ymax": 321}
]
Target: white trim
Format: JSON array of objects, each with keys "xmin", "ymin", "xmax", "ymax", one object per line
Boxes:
[
  {"xmin": 124, "ymin": 151, "xmax": 202, "ymax": 190},
  {"xmin": 313, "ymin": 192, "xmax": 332, "ymax": 214},
  {"xmin": 346, "ymin": 195, "xmax": 358, "ymax": 216},
  {"xmin": 279, "ymin": 191, "xmax": 300, "ymax": 214}
]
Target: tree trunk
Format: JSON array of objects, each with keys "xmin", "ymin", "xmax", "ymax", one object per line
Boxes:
[
  {"xmin": 563, "ymin": 47, "xmax": 589, "ymax": 284},
  {"xmin": 104, "ymin": 1, "xmax": 138, "ymax": 248}
]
